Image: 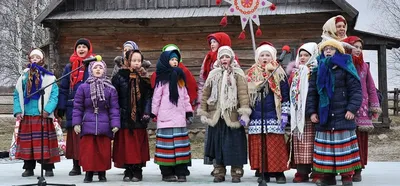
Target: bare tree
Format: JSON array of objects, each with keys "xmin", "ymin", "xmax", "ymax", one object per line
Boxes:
[
  {"xmin": 375, "ymin": 0, "xmax": 400, "ymax": 85},
  {"xmin": 0, "ymin": 0, "xmax": 50, "ymax": 85}
]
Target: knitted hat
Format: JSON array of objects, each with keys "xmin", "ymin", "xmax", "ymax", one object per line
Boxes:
[
  {"xmin": 162, "ymin": 44, "xmax": 182, "ymax": 62},
  {"xmin": 123, "ymin": 41, "xmax": 139, "ymax": 50},
  {"xmin": 258, "ymin": 41, "xmax": 274, "ymax": 47},
  {"xmin": 255, "ymin": 44, "xmax": 277, "ymax": 63},
  {"xmin": 170, "ymin": 52, "xmax": 179, "ymax": 60},
  {"xmin": 168, "ymin": 50, "xmax": 181, "ymax": 63},
  {"xmin": 319, "ymin": 39, "xmax": 345, "ymax": 54},
  {"xmin": 75, "ymin": 38, "xmax": 91, "ymax": 50},
  {"xmin": 29, "ymin": 49, "xmax": 44, "ymax": 59},
  {"xmin": 89, "ymin": 60, "xmax": 107, "ymax": 78},
  {"xmin": 217, "ymin": 46, "xmax": 235, "ymax": 60}
]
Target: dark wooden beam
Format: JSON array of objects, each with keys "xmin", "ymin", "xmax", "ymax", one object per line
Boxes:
[
  {"xmin": 332, "ymin": 0, "xmax": 358, "ymax": 19},
  {"xmin": 378, "ymin": 44, "xmax": 391, "ymax": 128},
  {"xmin": 35, "ymin": 0, "xmax": 65, "ymax": 24}
]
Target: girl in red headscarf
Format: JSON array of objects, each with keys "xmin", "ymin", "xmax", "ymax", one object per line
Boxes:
[
  {"xmin": 58, "ymin": 38, "xmax": 94, "ymax": 176},
  {"xmin": 342, "ymin": 36, "xmax": 381, "ymax": 182}
]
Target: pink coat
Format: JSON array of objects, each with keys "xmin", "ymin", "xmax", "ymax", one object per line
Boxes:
[
  {"xmin": 355, "ymin": 63, "xmax": 381, "ymax": 128},
  {"xmin": 152, "ymin": 83, "xmax": 193, "ymax": 129}
]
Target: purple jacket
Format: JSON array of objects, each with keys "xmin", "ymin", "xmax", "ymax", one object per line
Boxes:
[{"xmin": 72, "ymin": 83, "xmax": 120, "ymax": 138}]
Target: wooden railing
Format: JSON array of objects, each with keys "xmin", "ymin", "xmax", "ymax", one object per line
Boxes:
[{"xmin": 388, "ymin": 88, "xmax": 400, "ymax": 116}]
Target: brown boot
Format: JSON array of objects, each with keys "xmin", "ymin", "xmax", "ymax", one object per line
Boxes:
[{"xmin": 352, "ymin": 169, "xmax": 362, "ymax": 182}]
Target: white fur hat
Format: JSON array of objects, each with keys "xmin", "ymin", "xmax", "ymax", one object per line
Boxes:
[
  {"xmin": 255, "ymin": 44, "xmax": 277, "ymax": 63},
  {"xmin": 29, "ymin": 49, "xmax": 44, "ymax": 59}
]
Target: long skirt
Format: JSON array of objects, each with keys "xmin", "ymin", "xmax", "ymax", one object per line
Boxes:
[
  {"xmin": 356, "ymin": 129, "xmax": 368, "ymax": 168},
  {"xmin": 15, "ymin": 116, "xmax": 60, "ymax": 163},
  {"xmin": 205, "ymin": 119, "xmax": 247, "ymax": 166},
  {"xmin": 113, "ymin": 129, "xmax": 150, "ymax": 168},
  {"xmin": 79, "ymin": 135, "xmax": 112, "ymax": 171},
  {"xmin": 65, "ymin": 128, "xmax": 80, "ymax": 160},
  {"xmin": 203, "ymin": 126, "xmax": 214, "ymax": 165},
  {"xmin": 249, "ymin": 133, "xmax": 289, "ymax": 172},
  {"xmin": 313, "ymin": 130, "xmax": 362, "ymax": 173},
  {"xmin": 154, "ymin": 127, "xmax": 191, "ymax": 166},
  {"xmin": 293, "ymin": 120, "xmax": 315, "ymax": 165}
]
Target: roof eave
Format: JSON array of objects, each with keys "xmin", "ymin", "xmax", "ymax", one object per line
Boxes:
[{"xmin": 35, "ymin": 0, "xmax": 65, "ymax": 24}]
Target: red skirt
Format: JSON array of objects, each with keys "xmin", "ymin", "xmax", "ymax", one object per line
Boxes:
[
  {"xmin": 113, "ymin": 129, "xmax": 150, "ymax": 168},
  {"xmin": 65, "ymin": 128, "xmax": 80, "ymax": 160},
  {"xmin": 356, "ymin": 129, "xmax": 368, "ymax": 168},
  {"xmin": 15, "ymin": 116, "xmax": 60, "ymax": 163},
  {"xmin": 249, "ymin": 134, "xmax": 289, "ymax": 172},
  {"xmin": 79, "ymin": 135, "xmax": 112, "ymax": 171}
]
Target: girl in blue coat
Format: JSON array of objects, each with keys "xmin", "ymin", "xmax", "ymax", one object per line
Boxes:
[
  {"xmin": 58, "ymin": 38, "xmax": 92, "ymax": 176},
  {"xmin": 307, "ymin": 39, "xmax": 362, "ymax": 186}
]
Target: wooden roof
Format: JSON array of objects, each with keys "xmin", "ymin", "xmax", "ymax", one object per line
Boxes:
[{"xmin": 36, "ymin": 0, "xmax": 357, "ymax": 23}]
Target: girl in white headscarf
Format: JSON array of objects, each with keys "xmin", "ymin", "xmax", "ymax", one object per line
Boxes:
[{"xmin": 287, "ymin": 42, "xmax": 320, "ymax": 183}]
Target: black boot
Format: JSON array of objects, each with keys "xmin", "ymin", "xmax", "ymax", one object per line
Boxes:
[
  {"xmin": 132, "ymin": 165, "xmax": 143, "ymax": 182},
  {"xmin": 84, "ymin": 172, "xmax": 93, "ymax": 183},
  {"xmin": 69, "ymin": 160, "xmax": 81, "ymax": 176},
  {"xmin": 21, "ymin": 169, "xmax": 34, "ymax": 177},
  {"xmin": 45, "ymin": 169, "xmax": 54, "ymax": 177},
  {"xmin": 275, "ymin": 172, "xmax": 287, "ymax": 184},
  {"xmin": 123, "ymin": 167, "xmax": 133, "ymax": 182},
  {"xmin": 257, "ymin": 172, "xmax": 270, "ymax": 183},
  {"xmin": 98, "ymin": 171, "xmax": 107, "ymax": 182}
]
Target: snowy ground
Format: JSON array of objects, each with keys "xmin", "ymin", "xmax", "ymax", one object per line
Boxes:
[{"xmin": 1, "ymin": 158, "xmax": 399, "ymax": 186}]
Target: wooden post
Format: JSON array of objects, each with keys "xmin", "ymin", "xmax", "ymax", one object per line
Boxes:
[
  {"xmin": 393, "ymin": 88, "xmax": 399, "ymax": 116},
  {"xmin": 378, "ymin": 44, "xmax": 390, "ymax": 127}
]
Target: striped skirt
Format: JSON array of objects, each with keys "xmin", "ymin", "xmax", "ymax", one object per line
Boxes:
[
  {"xmin": 313, "ymin": 130, "xmax": 361, "ymax": 174},
  {"xmin": 293, "ymin": 120, "xmax": 315, "ymax": 164},
  {"xmin": 154, "ymin": 127, "xmax": 191, "ymax": 166},
  {"xmin": 15, "ymin": 116, "xmax": 60, "ymax": 163}
]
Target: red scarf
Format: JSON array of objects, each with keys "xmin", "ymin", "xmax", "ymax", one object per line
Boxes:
[
  {"xmin": 69, "ymin": 40, "xmax": 93, "ymax": 89},
  {"xmin": 352, "ymin": 53, "xmax": 364, "ymax": 71}
]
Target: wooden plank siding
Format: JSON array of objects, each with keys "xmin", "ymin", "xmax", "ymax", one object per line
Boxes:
[{"xmin": 53, "ymin": 13, "xmax": 336, "ymax": 77}]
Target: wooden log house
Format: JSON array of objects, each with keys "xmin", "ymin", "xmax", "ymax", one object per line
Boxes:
[{"xmin": 36, "ymin": 0, "xmax": 400, "ymax": 127}]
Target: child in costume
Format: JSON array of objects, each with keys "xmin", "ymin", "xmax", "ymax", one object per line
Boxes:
[
  {"xmin": 112, "ymin": 49, "xmax": 152, "ymax": 182},
  {"xmin": 72, "ymin": 60, "xmax": 120, "ymax": 183},
  {"xmin": 14, "ymin": 48, "xmax": 60, "ymax": 177},
  {"xmin": 198, "ymin": 46, "xmax": 251, "ymax": 183},
  {"xmin": 151, "ymin": 49, "xmax": 193, "ymax": 182}
]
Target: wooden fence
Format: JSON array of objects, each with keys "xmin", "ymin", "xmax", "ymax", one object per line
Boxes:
[
  {"xmin": 388, "ymin": 88, "xmax": 400, "ymax": 116},
  {"xmin": 0, "ymin": 93, "xmax": 13, "ymax": 115}
]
